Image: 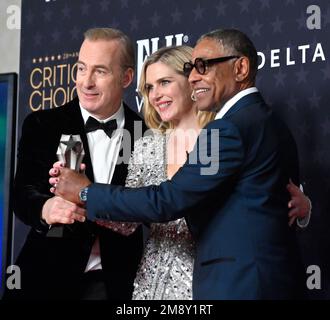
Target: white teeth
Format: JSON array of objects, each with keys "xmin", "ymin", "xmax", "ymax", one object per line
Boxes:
[
  {"xmin": 158, "ymin": 102, "xmax": 171, "ymax": 108},
  {"xmin": 195, "ymin": 89, "xmax": 208, "ymax": 94}
]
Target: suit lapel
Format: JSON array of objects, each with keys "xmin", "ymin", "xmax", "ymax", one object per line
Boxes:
[{"xmin": 222, "ymin": 92, "xmax": 265, "ymax": 119}]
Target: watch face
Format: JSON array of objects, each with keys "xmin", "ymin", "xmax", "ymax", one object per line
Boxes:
[{"xmin": 79, "ymin": 187, "xmax": 88, "ymax": 202}]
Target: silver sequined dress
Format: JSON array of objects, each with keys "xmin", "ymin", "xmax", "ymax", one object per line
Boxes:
[{"xmin": 125, "ymin": 133, "xmax": 195, "ymax": 300}]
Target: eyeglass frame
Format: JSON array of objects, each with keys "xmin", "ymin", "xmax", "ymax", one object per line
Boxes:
[{"xmin": 183, "ymin": 55, "xmax": 240, "ymax": 77}]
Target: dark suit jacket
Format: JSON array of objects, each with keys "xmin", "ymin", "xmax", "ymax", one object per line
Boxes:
[
  {"xmin": 87, "ymin": 92, "xmax": 304, "ymax": 299},
  {"xmin": 7, "ymin": 97, "xmax": 145, "ymax": 300}
]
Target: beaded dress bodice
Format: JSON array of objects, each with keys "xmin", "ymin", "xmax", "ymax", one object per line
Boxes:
[{"xmin": 125, "ymin": 133, "xmax": 194, "ymax": 300}]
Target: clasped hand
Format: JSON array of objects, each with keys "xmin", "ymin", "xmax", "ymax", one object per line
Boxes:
[{"xmin": 49, "ymin": 161, "xmax": 91, "ymax": 206}]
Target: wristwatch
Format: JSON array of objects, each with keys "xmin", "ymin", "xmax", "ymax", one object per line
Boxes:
[{"xmin": 79, "ymin": 186, "xmax": 89, "ymax": 204}]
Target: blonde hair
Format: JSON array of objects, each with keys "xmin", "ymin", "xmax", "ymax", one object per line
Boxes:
[
  {"xmin": 138, "ymin": 45, "xmax": 215, "ymax": 133},
  {"xmin": 84, "ymin": 27, "xmax": 135, "ymax": 70}
]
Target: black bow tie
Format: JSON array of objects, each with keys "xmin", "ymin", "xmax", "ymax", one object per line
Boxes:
[{"xmin": 85, "ymin": 116, "xmax": 118, "ymax": 138}]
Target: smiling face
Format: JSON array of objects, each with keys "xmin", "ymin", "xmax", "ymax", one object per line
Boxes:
[
  {"xmin": 76, "ymin": 39, "xmax": 133, "ymax": 119},
  {"xmin": 189, "ymin": 38, "xmax": 240, "ymax": 112},
  {"xmin": 145, "ymin": 61, "xmax": 194, "ymax": 123}
]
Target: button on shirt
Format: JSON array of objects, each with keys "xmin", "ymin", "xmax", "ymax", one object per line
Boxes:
[{"xmin": 80, "ymin": 102, "xmax": 125, "ymax": 272}]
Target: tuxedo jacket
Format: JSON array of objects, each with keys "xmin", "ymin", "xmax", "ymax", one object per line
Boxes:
[
  {"xmin": 87, "ymin": 92, "xmax": 304, "ymax": 300},
  {"xmin": 9, "ymin": 97, "xmax": 146, "ymax": 300}
]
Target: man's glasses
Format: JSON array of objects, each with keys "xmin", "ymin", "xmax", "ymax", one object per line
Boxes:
[{"xmin": 183, "ymin": 56, "xmax": 240, "ymax": 77}]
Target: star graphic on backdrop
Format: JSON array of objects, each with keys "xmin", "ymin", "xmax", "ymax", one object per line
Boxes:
[
  {"xmin": 70, "ymin": 26, "xmax": 80, "ymax": 40},
  {"xmin": 287, "ymin": 94, "xmax": 298, "ymax": 112},
  {"xmin": 26, "ymin": 11, "xmax": 34, "ymax": 25},
  {"xmin": 238, "ymin": 0, "xmax": 251, "ymax": 13},
  {"xmin": 171, "ymin": 8, "xmax": 182, "ymax": 24},
  {"xmin": 62, "ymin": 4, "xmax": 71, "ymax": 18},
  {"xmin": 130, "ymin": 16, "xmax": 139, "ymax": 31},
  {"xmin": 321, "ymin": 63, "xmax": 330, "ymax": 80},
  {"xmin": 100, "ymin": 0, "xmax": 110, "ymax": 12},
  {"xmin": 273, "ymin": 69, "xmax": 287, "ymax": 87},
  {"xmin": 250, "ymin": 20, "xmax": 263, "ymax": 37},
  {"xmin": 258, "ymin": 0, "xmax": 270, "ymax": 10},
  {"xmin": 52, "ymin": 30, "xmax": 61, "ymax": 43},
  {"xmin": 150, "ymin": 11, "xmax": 160, "ymax": 27},
  {"xmin": 271, "ymin": 16, "xmax": 284, "ymax": 33},
  {"xmin": 309, "ymin": 91, "xmax": 321, "ymax": 110},
  {"xmin": 43, "ymin": 8, "xmax": 53, "ymax": 22},
  {"xmin": 295, "ymin": 66, "xmax": 309, "ymax": 84},
  {"xmin": 193, "ymin": 4, "xmax": 205, "ymax": 21},
  {"xmin": 81, "ymin": 2, "xmax": 90, "ymax": 16},
  {"xmin": 296, "ymin": 12, "xmax": 306, "ymax": 30},
  {"xmin": 121, "ymin": 0, "xmax": 128, "ymax": 8},
  {"xmin": 215, "ymin": 1, "xmax": 227, "ymax": 16},
  {"xmin": 321, "ymin": 117, "xmax": 330, "ymax": 136}
]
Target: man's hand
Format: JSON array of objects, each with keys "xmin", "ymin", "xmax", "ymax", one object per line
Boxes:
[
  {"xmin": 287, "ymin": 180, "xmax": 311, "ymax": 226},
  {"xmin": 42, "ymin": 196, "xmax": 86, "ymax": 224},
  {"xmin": 51, "ymin": 167, "xmax": 91, "ymax": 205},
  {"xmin": 49, "ymin": 161, "xmax": 86, "ymax": 193}
]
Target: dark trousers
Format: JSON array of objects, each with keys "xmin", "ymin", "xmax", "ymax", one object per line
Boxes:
[{"xmin": 79, "ymin": 270, "xmax": 109, "ymax": 300}]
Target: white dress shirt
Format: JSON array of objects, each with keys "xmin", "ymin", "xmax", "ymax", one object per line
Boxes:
[{"xmin": 80, "ymin": 102, "xmax": 125, "ymax": 272}]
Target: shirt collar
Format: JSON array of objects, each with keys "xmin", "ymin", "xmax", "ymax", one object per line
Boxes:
[
  {"xmin": 79, "ymin": 101, "xmax": 125, "ymax": 129},
  {"xmin": 215, "ymin": 87, "xmax": 259, "ymax": 120}
]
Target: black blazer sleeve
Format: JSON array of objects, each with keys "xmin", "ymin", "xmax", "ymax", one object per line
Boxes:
[{"xmin": 13, "ymin": 111, "xmax": 59, "ymax": 232}]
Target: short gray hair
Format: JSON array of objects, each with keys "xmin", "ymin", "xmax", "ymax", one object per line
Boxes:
[
  {"xmin": 198, "ymin": 29, "xmax": 258, "ymax": 82},
  {"xmin": 84, "ymin": 27, "xmax": 135, "ymax": 69}
]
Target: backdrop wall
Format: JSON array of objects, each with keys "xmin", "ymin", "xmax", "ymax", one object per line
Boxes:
[{"xmin": 12, "ymin": 0, "xmax": 330, "ymax": 299}]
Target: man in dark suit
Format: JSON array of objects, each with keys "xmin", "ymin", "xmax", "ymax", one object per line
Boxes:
[
  {"xmin": 5, "ymin": 28, "xmax": 145, "ymax": 300},
  {"xmin": 54, "ymin": 29, "xmax": 304, "ymax": 299}
]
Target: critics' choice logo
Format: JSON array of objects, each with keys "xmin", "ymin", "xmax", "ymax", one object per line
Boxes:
[{"xmin": 28, "ymin": 53, "xmax": 78, "ymax": 111}]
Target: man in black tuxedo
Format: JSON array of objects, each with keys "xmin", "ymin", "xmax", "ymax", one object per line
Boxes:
[{"xmin": 5, "ymin": 28, "xmax": 145, "ymax": 300}]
